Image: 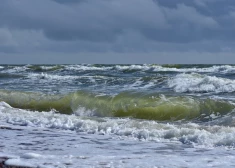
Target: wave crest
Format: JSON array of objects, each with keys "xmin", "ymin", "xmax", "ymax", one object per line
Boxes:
[
  {"xmin": 168, "ymin": 73, "xmax": 235, "ymax": 93},
  {"xmin": 0, "ymin": 90, "xmax": 234, "ymax": 121}
]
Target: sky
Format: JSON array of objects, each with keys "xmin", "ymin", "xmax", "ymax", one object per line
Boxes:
[{"xmin": 0, "ymin": 0, "xmax": 235, "ymax": 64}]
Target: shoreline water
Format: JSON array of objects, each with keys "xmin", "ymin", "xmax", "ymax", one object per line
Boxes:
[{"xmin": 1, "ymin": 122, "xmax": 235, "ymax": 168}]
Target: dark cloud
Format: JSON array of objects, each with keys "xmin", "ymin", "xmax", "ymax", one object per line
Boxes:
[
  {"xmin": 0, "ymin": 0, "xmax": 168, "ymax": 42},
  {"xmin": 0, "ymin": 0, "xmax": 235, "ymax": 59}
]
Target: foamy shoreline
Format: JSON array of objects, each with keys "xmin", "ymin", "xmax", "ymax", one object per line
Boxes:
[{"xmin": 1, "ymin": 123, "xmax": 235, "ymax": 168}]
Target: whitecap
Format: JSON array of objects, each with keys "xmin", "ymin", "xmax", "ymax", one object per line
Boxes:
[
  {"xmin": 2, "ymin": 66, "xmax": 29, "ymax": 73},
  {"xmin": 65, "ymin": 65, "xmax": 113, "ymax": 71},
  {"xmin": 168, "ymin": 73, "xmax": 235, "ymax": 93},
  {"xmin": 115, "ymin": 64, "xmax": 151, "ymax": 71},
  {"xmin": 28, "ymin": 73, "xmax": 80, "ymax": 80}
]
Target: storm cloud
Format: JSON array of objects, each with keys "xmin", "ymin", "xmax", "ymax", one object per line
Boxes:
[{"xmin": 0, "ymin": 0, "xmax": 235, "ymax": 63}]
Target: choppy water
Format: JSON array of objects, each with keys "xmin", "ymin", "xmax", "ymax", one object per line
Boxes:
[{"xmin": 1, "ymin": 64, "xmax": 235, "ymax": 167}]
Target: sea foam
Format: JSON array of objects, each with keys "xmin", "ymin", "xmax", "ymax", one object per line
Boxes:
[
  {"xmin": 168, "ymin": 73, "xmax": 235, "ymax": 93},
  {"xmin": 1, "ymin": 102, "xmax": 235, "ymax": 148}
]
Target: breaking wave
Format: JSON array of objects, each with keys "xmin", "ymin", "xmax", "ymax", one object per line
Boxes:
[
  {"xmin": 153, "ymin": 65, "xmax": 235, "ymax": 73},
  {"xmin": 27, "ymin": 73, "xmax": 80, "ymax": 80},
  {"xmin": 0, "ymin": 90, "xmax": 234, "ymax": 121},
  {"xmin": 1, "ymin": 101, "xmax": 235, "ymax": 147},
  {"xmin": 168, "ymin": 73, "xmax": 235, "ymax": 93},
  {"xmin": 1, "ymin": 66, "xmax": 29, "ymax": 73},
  {"xmin": 65, "ymin": 64, "xmax": 113, "ymax": 71},
  {"xmin": 27, "ymin": 65, "xmax": 64, "ymax": 72}
]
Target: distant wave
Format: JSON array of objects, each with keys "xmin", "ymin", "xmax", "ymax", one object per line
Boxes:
[
  {"xmin": 27, "ymin": 65, "xmax": 64, "ymax": 72},
  {"xmin": 153, "ymin": 65, "xmax": 235, "ymax": 73},
  {"xmin": 168, "ymin": 73, "xmax": 235, "ymax": 93},
  {"xmin": 114, "ymin": 64, "xmax": 235, "ymax": 73},
  {"xmin": 27, "ymin": 73, "xmax": 81, "ymax": 80},
  {"xmin": 1, "ymin": 64, "xmax": 235, "ymax": 74},
  {"xmin": 26, "ymin": 73, "xmax": 166, "ymax": 92},
  {"xmin": 65, "ymin": 64, "xmax": 113, "ymax": 71},
  {"xmin": 1, "ymin": 65, "xmax": 29, "ymax": 73}
]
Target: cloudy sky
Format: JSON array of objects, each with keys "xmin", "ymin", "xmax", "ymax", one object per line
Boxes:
[{"xmin": 0, "ymin": 0, "xmax": 235, "ymax": 64}]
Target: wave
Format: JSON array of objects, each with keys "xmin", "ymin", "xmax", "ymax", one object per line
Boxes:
[
  {"xmin": 26, "ymin": 73, "xmax": 167, "ymax": 92},
  {"xmin": 152, "ymin": 65, "xmax": 235, "ymax": 73},
  {"xmin": 1, "ymin": 64, "xmax": 235, "ymax": 74},
  {"xmin": 168, "ymin": 73, "xmax": 235, "ymax": 93},
  {"xmin": 0, "ymin": 73, "xmax": 25, "ymax": 79},
  {"xmin": 27, "ymin": 73, "xmax": 114, "ymax": 81},
  {"xmin": 27, "ymin": 73, "xmax": 81, "ymax": 80},
  {"xmin": 1, "ymin": 65, "xmax": 64, "ymax": 74},
  {"xmin": 26, "ymin": 73, "xmax": 116, "ymax": 87},
  {"xmin": 1, "ymin": 66, "xmax": 29, "ymax": 73},
  {"xmin": 1, "ymin": 101, "xmax": 235, "ymax": 147},
  {"xmin": 121, "ymin": 77, "xmax": 166, "ymax": 90},
  {"xmin": 27, "ymin": 65, "xmax": 64, "ymax": 72},
  {"xmin": 114, "ymin": 64, "xmax": 235, "ymax": 73},
  {"xmin": 0, "ymin": 90, "xmax": 234, "ymax": 121},
  {"xmin": 115, "ymin": 64, "xmax": 151, "ymax": 72},
  {"xmin": 65, "ymin": 64, "xmax": 113, "ymax": 71}
]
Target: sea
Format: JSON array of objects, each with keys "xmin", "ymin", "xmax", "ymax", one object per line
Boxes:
[{"xmin": 1, "ymin": 64, "xmax": 235, "ymax": 167}]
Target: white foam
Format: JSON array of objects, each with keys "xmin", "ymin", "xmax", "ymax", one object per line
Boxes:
[
  {"xmin": 27, "ymin": 73, "xmax": 110, "ymax": 83},
  {"xmin": 115, "ymin": 64, "xmax": 235, "ymax": 73},
  {"xmin": 113, "ymin": 65, "xmax": 235, "ymax": 73},
  {"xmin": 122, "ymin": 77, "xmax": 159, "ymax": 90},
  {"xmin": 28, "ymin": 73, "xmax": 80, "ymax": 80},
  {"xmin": 115, "ymin": 64, "xmax": 151, "ymax": 71},
  {"xmin": 4, "ymin": 158, "xmax": 34, "ymax": 167},
  {"xmin": 168, "ymin": 73, "xmax": 235, "ymax": 93},
  {"xmin": 65, "ymin": 65, "xmax": 113, "ymax": 71},
  {"xmin": 1, "ymin": 102, "xmax": 235, "ymax": 148},
  {"xmin": 2, "ymin": 65, "xmax": 235, "ymax": 74},
  {"xmin": 153, "ymin": 65, "xmax": 235, "ymax": 73},
  {"xmin": 21, "ymin": 153, "xmax": 49, "ymax": 159},
  {"xmin": 2, "ymin": 66, "xmax": 29, "ymax": 73},
  {"xmin": 124, "ymin": 79, "xmax": 143, "ymax": 89},
  {"xmin": 0, "ymin": 101, "xmax": 12, "ymax": 109}
]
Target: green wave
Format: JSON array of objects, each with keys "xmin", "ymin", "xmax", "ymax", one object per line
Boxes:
[
  {"xmin": 0, "ymin": 90, "xmax": 234, "ymax": 121},
  {"xmin": 0, "ymin": 90, "xmax": 71, "ymax": 113}
]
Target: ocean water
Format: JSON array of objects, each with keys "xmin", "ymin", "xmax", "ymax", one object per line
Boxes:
[{"xmin": 1, "ymin": 64, "xmax": 235, "ymax": 167}]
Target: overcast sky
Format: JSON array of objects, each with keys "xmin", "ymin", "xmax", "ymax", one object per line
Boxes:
[{"xmin": 0, "ymin": 0, "xmax": 235, "ymax": 64}]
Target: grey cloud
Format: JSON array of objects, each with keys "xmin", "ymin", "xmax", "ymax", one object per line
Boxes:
[
  {"xmin": 0, "ymin": 28, "xmax": 16, "ymax": 46},
  {"xmin": 158, "ymin": 0, "xmax": 235, "ymax": 16},
  {"xmin": 143, "ymin": 3, "xmax": 219, "ymax": 43},
  {"xmin": 163, "ymin": 4, "xmax": 218, "ymax": 28},
  {"xmin": 0, "ymin": 0, "xmax": 168, "ymax": 42},
  {"xmin": 0, "ymin": 0, "xmax": 235, "ymax": 56}
]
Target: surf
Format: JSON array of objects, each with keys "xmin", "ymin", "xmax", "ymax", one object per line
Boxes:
[{"xmin": 0, "ymin": 90, "xmax": 234, "ymax": 121}]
